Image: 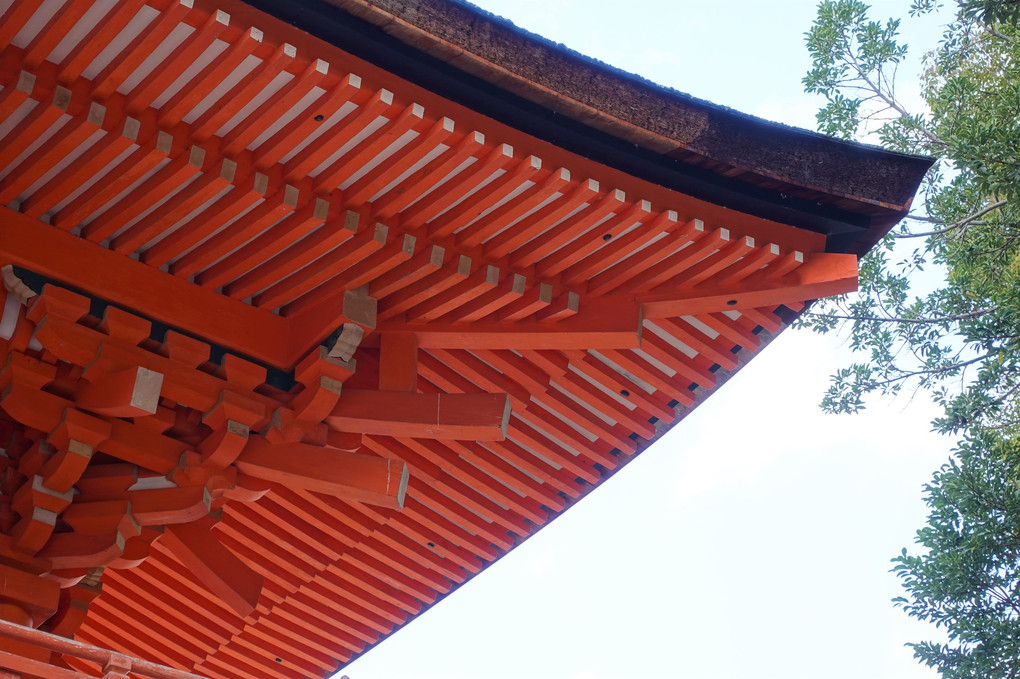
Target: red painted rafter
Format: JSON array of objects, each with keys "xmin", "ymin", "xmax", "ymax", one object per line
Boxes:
[{"xmin": 0, "ymin": 1, "xmax": 858, "ymax": 678}]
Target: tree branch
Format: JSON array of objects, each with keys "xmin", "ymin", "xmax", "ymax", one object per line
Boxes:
[
  {"xmin": 895, "ymin": 200, "xmax": 1008, "ymax": 238},
  {"xmin": 805, "ymin": 307, "xmax": 998, "ymax": 325},
  {"xmin": 860, "ymin": 352, "xmax": 992, "ymax": 391}
]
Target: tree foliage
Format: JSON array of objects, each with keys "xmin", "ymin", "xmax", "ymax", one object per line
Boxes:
[
  {"xmin": 803, "ymin": 2, "xmax": 1020, "ymax": 676},
  {"xmin": 802, "ymin": 0, "xmax": 1020, "ymax": 435},
  {"xmin": 892, "ymin": 432, "xmax": 1020, "ymax": 678}
]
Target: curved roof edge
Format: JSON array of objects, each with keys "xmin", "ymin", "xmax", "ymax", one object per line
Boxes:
[
  {"xmin": 321, "ymin": 2, "xmax": 931, "ymax": 206},
  {"xmin": 254, "ymin": 0, "xmax": 934, "ymax": 254}
]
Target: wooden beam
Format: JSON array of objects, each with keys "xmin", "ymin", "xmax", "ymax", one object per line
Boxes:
[
  {"xmin": 0, "ymin": 564, "xmax": 59, "ymax": 629},
  {"xmin": 328, "ymin": 390, "xmax": 510, "ymax": 440},
  {"xmin": 161, "ymin": 524, "xmax": 264, "ymax": 619},
  {"xmin": 635, "ymin": 252, "xmax": 859, "ymax": 318},
  {"xmin": 0, "ymin": 207, "xmax": 291, "ymax": 366},
  {"xmin": 234, "ymin": 437, "xmax": 409, "ymax": 509},
  {"xmin": 77, "ymin": 367, "xmax": 164, "ymax": 418},
  {"xmin": 285, "ymin": 287, "xmax": 377, "ymax": 365},
  {"xmin": 378, "ymin": 333, "xmax": 418, "ymax": 392},
  {"xmin": 373, "ymin": 298, "xmax": 641, "ymax": 350}
]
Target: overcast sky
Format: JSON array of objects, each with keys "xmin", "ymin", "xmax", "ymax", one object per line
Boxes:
[{"xmin": 343, "ymin": 2, "xmax": 955, "ymax": 678}]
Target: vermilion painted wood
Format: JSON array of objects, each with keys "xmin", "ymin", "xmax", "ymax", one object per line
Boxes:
[
  {"xmin": 401, "ymin": 144, "xmax": 523, "ymax": 232},
  {"xmin": 658, "ymin": 235, "xmax": 756, "ymax": 291},
  {"xmin": 90, "ymin": 0, "xmax": 195, "ymax": 101},
  {"xmin": 235, "ymin": 438, "xmax": 408, "ymax": 509},
  {"xmin": 635, "ymin": 252, "xmax": 859, "ymax": 317},
  {"xmin": 569, "ymin": 352, "xmax": 675, "ymax": 422},
  {"xmin": 284, "ymin": 87, "xmax": 395, "ymax": 182},
  {"xmin": 254, "ymin": 222, "xmax": 387, "ymax": 310},
  {"xmin": 371, "ymin": 130, "xmax": 486, "ymax": 220},
  {"xmin": 21, "ymin": 2, "xmax": 93, "ymax": 70},
  {"xmin": 0, "ymin": 70, "xmax": 34, "ymax": 125},
  {"xmin": 344, "ymin": 116, "xmax": 456, "ymax": 205},
  {"xmin": 0, "ymin": 102, "xmax": 106, "ymax": 205},
  {"xmin": 189, "ymin": 40, "xmax": 297, "ymax": 143},
  {"xmin": 0, "ymin": 619, "xmax": 209, "ymax": 678},
  {"xmin": 549, "ymin": 200, "xmax": 660, "ymax": 281},
  {"xmin": 158, "ymin": 27, "xmax": 266, "ymax": 128},
  {"xmin": 111, "ymin": 158, "xmax": 239, "ymax": 255},
  {"xmin": 170, "ymin": 184, "xmax": 301, "ymax": 280},
  {"xmin": 0, "ymin": 0, "xmax": 39, "ymax": 50},
  {"xmin": 312, "ymin": 100, "xmax": 424, "ymax": 193},
  {"xmin": 482, "ymin": 176, "xmax": 598, "ymax": 258},
  {"xmin": 655, "ymin": 317, "xmax": 739, "ymax": 371},
  {"xmin": 126, "ymin": 10, "xmax": 231, "ymax": 115},
  {"xmin": 51, "ymin": 130, "xmax": 175, "ymax": 231},
  {"xmin": 222, "ymin": 202, "xmax": 353, "ymax": 300},
  {"xmin": 374, "ymin": 306, "xmax": 641, "ymax": 351},
  {"xmin": 455, "ymin": 166, "xmax": 573, "ymax": 249},
  {"xmin": 0, "ymin": 1, "xmax": 866, "ymax": 676},
  {"xmin": 442, "ymin": 272, "xmax": 524, "ymax": 322},
  {"xmin": 141, "ymin": 169, "xmax": 269, "ymax": 268},
  {"xmin": 20, "ymin": 116, "xmax": 140, "ymax": 219},
  {"xmin": 253, "ymin": 72, "xmax": 362, "ymax": 169},
  {"xmin": 56, "ymin": 0, "xmax": 150, "ymax": 84},
  {"xmin": 326, "ymin": 390, "xmax": 509, "ymax": 440},
  {"xmin": 0, "ymin": 87, "xmax": 71, "ymax": 174},
  {"xmin": 404, "ymin": 264, "xmax": 498, "ymax": 322},
  {"xmin": 82, "ymin": 143, "xmax": 208, "ymax": 242},
  {"xmin": 378, "ymin": 332, "xmax": 418, "ymax": 392},
  {"xmin": 197, "ymin": 197, "xmax": 329, "ymax": 290},
  {"xmin": 285, "ymin": 232, "xmax": 417, "ymax": 315},
  {"xmin": 161, "ymin": 524, "xmax": 264, "ymax": 618},
  {"xmin": 0, "ymin": 208, "xmax": 294, "ymax": 363},
  {"xmin": 510, "ymin": 188, "xmax": 627, "ymax": 268},
  {"xmin": 221, "ymin": 58, "xmax": 330, "ymax": 156}
]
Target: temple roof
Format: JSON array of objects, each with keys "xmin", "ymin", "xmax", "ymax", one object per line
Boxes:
[
  {"xmin": 0, "ymin": 0, "xmax": 931, "ymax": 677},
  {"xmin": 263, "ymin": 0, "xmax": 932, "ymax": 252}
]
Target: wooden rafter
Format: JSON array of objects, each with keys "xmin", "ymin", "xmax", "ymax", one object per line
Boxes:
[
  {"xmin": 635, "ymin": 252, "xmax": 859, "ymax": 317},
  {"xmin": 0, "ymin": 0, "xmax": 880, "ymax": 677}
]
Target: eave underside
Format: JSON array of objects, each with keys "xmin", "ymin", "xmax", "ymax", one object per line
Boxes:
[{"xmin": 0, "ymin": 0, "xmax": 915, "ymax": 677}]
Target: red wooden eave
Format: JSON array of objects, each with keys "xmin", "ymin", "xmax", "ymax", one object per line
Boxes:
[{"xmin": 0, "ymin": 1, "xmax": 926, "ymax": 678}]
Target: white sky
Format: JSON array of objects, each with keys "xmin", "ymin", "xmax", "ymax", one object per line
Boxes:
[{"xmin": 343, "ymin": 2, "xmax": 955, "ymax": 678}]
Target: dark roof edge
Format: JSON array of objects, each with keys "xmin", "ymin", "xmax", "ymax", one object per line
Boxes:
[{"xmin": 316, "ymin": 0, "xmax": 933, "ymax": 217}]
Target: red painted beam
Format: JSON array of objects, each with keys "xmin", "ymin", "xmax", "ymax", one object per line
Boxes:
[
  {"xmin": 327, "ymin": 390, "xmax": 510, "ymax": 441},
  {"xmin": 234, "ymin": 437, "xmax": 409, "ymax": 509},
  {"xmin": 634, "ymin": 252, "xmax": 859, "ymax": 317}
]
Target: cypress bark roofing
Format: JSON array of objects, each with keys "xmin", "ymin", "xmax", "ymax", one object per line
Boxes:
[{"xmin": 274, "ymin": 0, "xmax": 934, "ymax": 253}]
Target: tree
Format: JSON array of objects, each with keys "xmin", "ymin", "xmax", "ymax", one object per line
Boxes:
[
  {"xmin": 802, "ymin": 2, "xmax": 1020, "ymax": 676},
  {"xmin": 801, "ymin": 0, "xmax": 1020, "ymax": 435},
  {"xmin": 891, "ymin": 431, "xmax": 1020, "ymax": 679}
]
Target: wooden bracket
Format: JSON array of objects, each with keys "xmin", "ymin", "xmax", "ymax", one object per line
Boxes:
[
  {"xmin": 77, "ymin": 366, "xmax": 164, "ymax": 418},
  {"xmin": 45, "ymin": 577, "xmax": 103, "ymax": 638},
  {"xmin": 161, "ymin": 523, "xmax": 264, "ymax": 618},
  {"xmin": 285, "ymin": 286, "xmax": 377, "ymax": 364},
  {"xmin": 0, "ymin": 565, "xmax": 59, "ymax": 629},
  {"xmin": 290, "ymin": 375, "xmax": 344, "ymax": 424},
  {"xmin": 1, "ymin": 265, "xmax": 35, "ymax": 305},
  {"xmin": 327, "ymin": 390, "xmax": 511, "ymax": 440},
  {"xmin": 198, "ymin": 421, "xmax": 250, "ymax": 470},
  {"xmin": 235, "ymin": 436, "xmax": 409, "ymax": 508}
]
